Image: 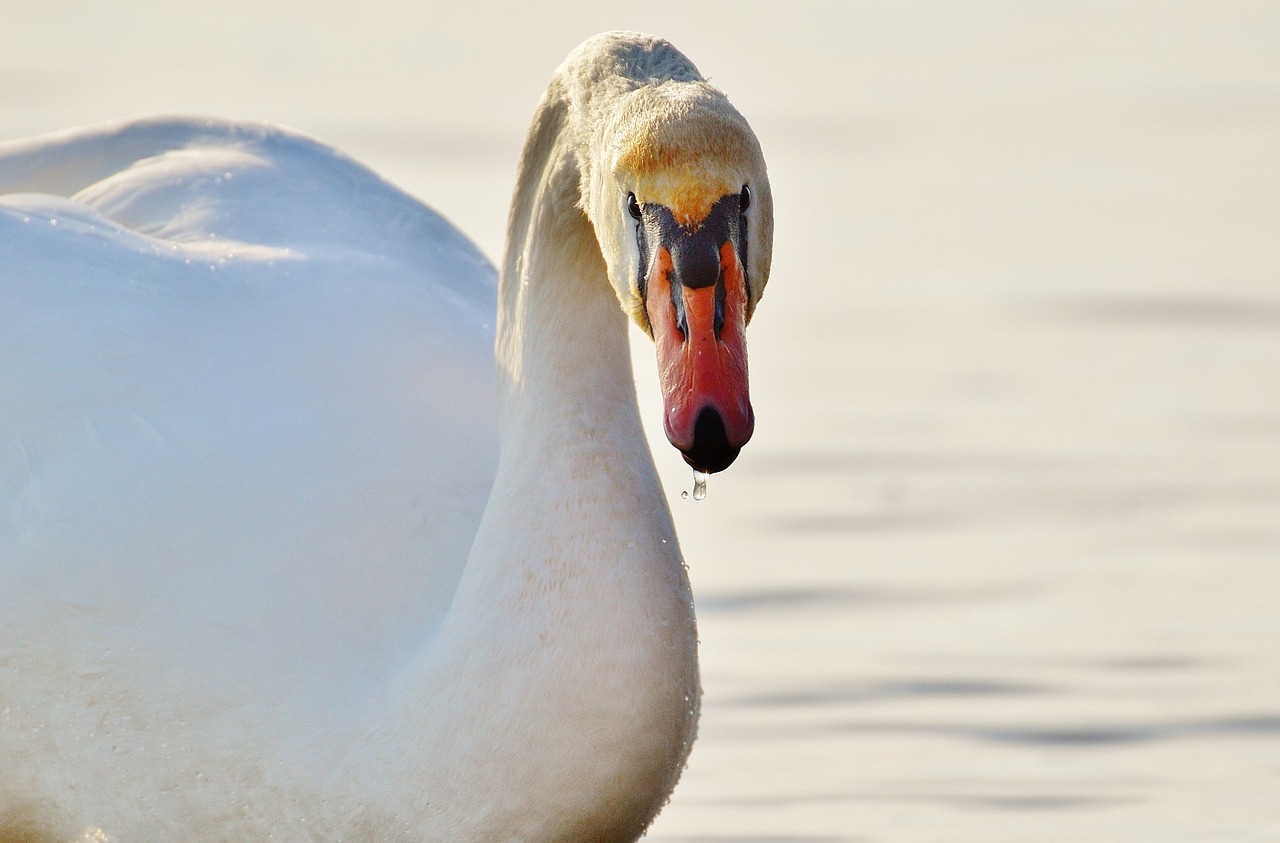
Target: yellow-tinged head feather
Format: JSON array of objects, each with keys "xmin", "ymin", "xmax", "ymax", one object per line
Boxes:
[{"xmin": 613, "ymin": 82, "xmax": 760, "ymax": 227}]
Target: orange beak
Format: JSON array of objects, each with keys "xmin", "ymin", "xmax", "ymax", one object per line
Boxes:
[{"xmin": 646, "ymin": 240, "xmax": 754, "ymax": 473}]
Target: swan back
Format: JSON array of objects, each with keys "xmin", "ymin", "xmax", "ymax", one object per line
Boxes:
[
  {"xmin": 1, "ymin": 118, "xmax": 498, "ymax": 706},
  {"xmin": 0, "ymin": 31, "xmax": 769, "ymax": 842}
]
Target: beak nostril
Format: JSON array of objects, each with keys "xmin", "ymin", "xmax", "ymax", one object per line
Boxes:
[{"xmin": 669, "ymin": 278, "xmax": 688, "ymax": 341}]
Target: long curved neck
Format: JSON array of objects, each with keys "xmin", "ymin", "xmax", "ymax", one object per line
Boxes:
[
  {"xmin": 375, "ymin": 80, "xmax": 700, "ymax": 841},
  {"xmin": 496, "ymin": 89, "xmax": 643, "ymax": 469}
]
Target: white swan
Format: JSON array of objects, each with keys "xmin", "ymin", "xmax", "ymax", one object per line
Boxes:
[{"xmin": 0, "ymin": 31, "xmax": 772, "ymax": 842}]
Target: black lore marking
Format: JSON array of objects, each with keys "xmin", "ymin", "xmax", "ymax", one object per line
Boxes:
[
  {"xmin": 637, "ymin": 191, "xmax": 748, "ymax": 333},
  {"xmin": 635, "ymin": 215, "xmax": 651, "ymax": 306}
]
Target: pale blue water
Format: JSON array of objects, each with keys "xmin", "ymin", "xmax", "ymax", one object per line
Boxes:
[{"xmin": 4, "ymin": 3, "xmax": 1279, "ymax": 840}]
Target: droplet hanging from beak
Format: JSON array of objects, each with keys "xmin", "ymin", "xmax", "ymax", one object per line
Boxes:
[{"xmin": 681, "ymin": 470, "xmax": 709, "ymax": 501}]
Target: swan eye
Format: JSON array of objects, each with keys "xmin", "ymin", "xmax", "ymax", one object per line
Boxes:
[
  {"xmin": 626, "ymin": 192, "xmax": 643, "ymax": 221},
  {"xmin": 739, "ymin": 185, "xmax": 751, "ymax": 213}
]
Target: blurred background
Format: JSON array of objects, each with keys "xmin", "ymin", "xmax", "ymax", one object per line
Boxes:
[{"xmin": 4, "ymin": 2, "xmax": 1278, "ymax": 840}]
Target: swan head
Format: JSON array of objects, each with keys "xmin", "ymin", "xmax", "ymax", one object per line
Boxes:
[{"xmin": 583, "ymin": 70, "xmax": 773, "ymax": 474}]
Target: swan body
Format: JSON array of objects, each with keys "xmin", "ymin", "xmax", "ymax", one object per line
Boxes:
[{"xmin": 0, "ymin": 32, "xmax": 771, "ymax": 841}]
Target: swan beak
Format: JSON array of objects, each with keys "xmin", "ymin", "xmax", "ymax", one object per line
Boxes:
[{"xmin": 646, "ymin": 237, "xmax": 754, "ymax": 474}]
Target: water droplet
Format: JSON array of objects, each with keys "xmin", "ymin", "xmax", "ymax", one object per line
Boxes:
[{"xmin": 682, "ymin": 470, "xmax": 709, "ymax": 501}]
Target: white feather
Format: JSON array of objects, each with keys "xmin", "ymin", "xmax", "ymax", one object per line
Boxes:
[{"xmin": 0, "ymin": 32, "xmax": 769, "ymax": 842}]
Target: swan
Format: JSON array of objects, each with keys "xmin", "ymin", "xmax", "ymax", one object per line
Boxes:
[{"xmin": 0, "ymin": 31, "xmax": 772, "ymax": 842}]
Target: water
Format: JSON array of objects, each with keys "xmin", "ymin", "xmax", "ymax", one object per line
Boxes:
[
  {"xmin": 681, "ymin": 470, "xmax": 709, "ymax": 501},
  {"xmin": 5, "ymin": 4, "xmax": 1279, "ymax": 840}
]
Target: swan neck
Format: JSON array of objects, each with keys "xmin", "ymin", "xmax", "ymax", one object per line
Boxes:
[
  {"xmin": 496, "ymin": 88, "xmax": 635, "ymax": 445},
  {"xmin": 377, "ymin": 57, "xmax": 702, "ymax": 839}
]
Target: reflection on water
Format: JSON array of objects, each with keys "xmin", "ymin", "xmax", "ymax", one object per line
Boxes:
[
  {"xmin": 664, "ymin": 838, "xmax": 856, "ymax": 843},
  {"xmin": 663, "ymin": 837, "xmax": 856, "ymax": 843},
  {"xmin": 729, "ymin": 677, "xmax": 1048, "ymax": 708},
  {"xmin": 682, "ymin": 789, "xmax": 1141, "ymax": 813},
  {"xmin": 816, "ymin": 713, "xmax": 1280, "ymax": 747},
  {"xmin": 1037, "ymin": 296, "xmax": 1280, "ymax": 329},
  {"xmin": 5, "ymin": 2, "xmax": 1278, "ymax": 840},
  {"xmin": 760, "ymin": 459, "xmax": 1280, "ymax": 538},
  {"xmin": 652, "ymin": 293, "xmax": 1280, "ymax": 841},
  {"xmin": 700, "ymin": 582, "xmax": 1038, "ymax": 615}
]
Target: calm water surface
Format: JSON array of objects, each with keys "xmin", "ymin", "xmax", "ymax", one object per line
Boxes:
[{"xmin": 4, "ymin": 3, "xmax": 1279, "ymax": 840}]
